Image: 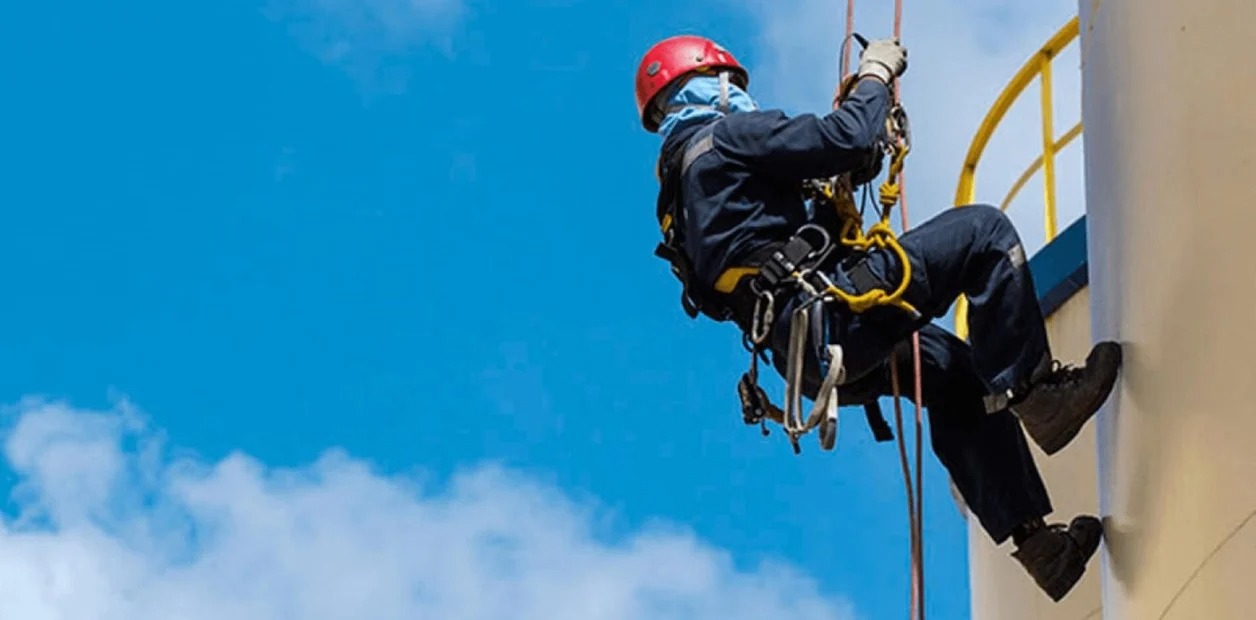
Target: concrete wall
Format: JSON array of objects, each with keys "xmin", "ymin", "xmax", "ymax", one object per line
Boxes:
[{"xmin": 1080, "ymin": 0, "xmax": 1256, "ymax": 617}]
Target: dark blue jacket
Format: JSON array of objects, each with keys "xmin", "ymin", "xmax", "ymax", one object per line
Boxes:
[{"xmin": 656, "ymin": 78, "xmax": 893, "ymax": 317}]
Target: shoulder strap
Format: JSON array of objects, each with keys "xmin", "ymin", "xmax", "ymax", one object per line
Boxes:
[
  {"xmin": 654, "ymin": 122, "xmax": 728, "ymax": 321},
  {"xmin": 655, "ymin": 122, "xmax": 717, "ymax": 220},
  {"xmin": 679, "ymin": 124, "xmax": 716, "ymax": 176}
]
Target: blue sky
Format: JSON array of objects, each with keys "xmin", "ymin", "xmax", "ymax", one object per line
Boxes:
[{"xmin": 0, "ymin": 0, "xmax": 1083, "ymax": 618}]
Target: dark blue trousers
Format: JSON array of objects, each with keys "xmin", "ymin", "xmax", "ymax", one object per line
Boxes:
[
  {"xmin": 770, "ymin": 204, "xmax": 1054, "ymax": 543},
  {"xmin": 848, "ymin": 326, "xmax": 1053, "ymax": 544}
]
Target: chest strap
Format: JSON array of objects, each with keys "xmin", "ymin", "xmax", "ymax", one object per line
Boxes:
[{"xmin": 654, "ymin": 123, "xmax": 730, "ymax": 321}]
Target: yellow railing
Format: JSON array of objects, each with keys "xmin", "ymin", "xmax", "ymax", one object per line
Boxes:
[{"xmin": 952, "ymin": 15, "xmax": 1081, "ymax": 340}]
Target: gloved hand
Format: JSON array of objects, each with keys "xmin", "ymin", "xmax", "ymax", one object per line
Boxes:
[{"xmin": 858, "ymin": 38, "xmax": 907, "ymax": 84}]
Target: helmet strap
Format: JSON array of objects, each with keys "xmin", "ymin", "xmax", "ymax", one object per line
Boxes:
[
  {"xmin": 656, "ymin": 70, "xmax": 745, "ymax": 127},
  {"xmin": 718, "ymin": 70, "xmax": 731, "ymax": 114}
]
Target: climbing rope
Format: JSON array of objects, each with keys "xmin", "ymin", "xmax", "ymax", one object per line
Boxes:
[
  {"xmin": 735, "ymin": 3, "xmax": 927, "ymax": 615},
  {"xmin": 837, "ymin": 1, "xmax": 926, "ymax": 618},
  {"xmin": 885, "ymin": 1, "xmax": 927, "ymax": 617}
]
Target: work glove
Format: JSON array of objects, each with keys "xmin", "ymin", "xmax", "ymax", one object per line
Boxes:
[{"xmin": 858, "ymin": 38, "xmax": 907, "ymax": 84}]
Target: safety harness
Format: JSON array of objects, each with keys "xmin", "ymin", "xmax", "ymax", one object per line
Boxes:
[{"xmin": 653, "ymin": 89, "xmax": 914, "ymax": 455}]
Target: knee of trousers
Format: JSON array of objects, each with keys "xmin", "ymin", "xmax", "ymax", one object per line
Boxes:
[
  {"xmin": 960, "ymin": 203, "xmax": 1023, "ymax": 255},
  {"xmin": 957, "ymin": 203, "xmax": 1008, "ymax": 229}
]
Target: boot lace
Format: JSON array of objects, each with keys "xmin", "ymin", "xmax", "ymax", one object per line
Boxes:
[{"xmin": 1041, "ymin": 361, "xmax": 1085, "ymax": 389}]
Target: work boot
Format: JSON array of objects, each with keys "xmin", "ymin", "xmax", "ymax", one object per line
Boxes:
[
  {"xmin": 1010, "ymin": 341, "xmax": 1122, "ymax": 455},
  {"xmin": 1011, "ymin": 515, "xmax": 1103, "ymax": 602}
]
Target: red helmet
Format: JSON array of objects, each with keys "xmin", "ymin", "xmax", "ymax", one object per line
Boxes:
[{"xmin": 634, "ymin": 35, "xmax": 749, "ymax": 132}]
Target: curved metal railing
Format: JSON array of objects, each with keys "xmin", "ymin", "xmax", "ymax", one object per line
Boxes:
[{"xmin": 952, "ymin": 16, "xmax": 1082, "ymax": 340}]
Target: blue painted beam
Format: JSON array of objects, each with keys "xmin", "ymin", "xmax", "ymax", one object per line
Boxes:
[{"xmin": 1029, "ymin": 215, "xmax": 1089, "ymax": 315}]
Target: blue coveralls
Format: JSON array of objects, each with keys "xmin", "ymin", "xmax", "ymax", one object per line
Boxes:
[{"xmin": 658, "ymin": 77, "xmax": 1053, "ymax": 544}]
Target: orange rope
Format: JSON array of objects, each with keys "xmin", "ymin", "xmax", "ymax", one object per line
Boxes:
[
  {"xmin": 889, "ymin": 352, "xmax": 923, "ymax": 620},
  {"xmin": 842, "ymin": 0, "xmax": 855, "ymax": 78},
  {"xmin": 836, "ymin": 3, "xmax": 924, "ymax": 617},
  {"xmin": 857, "ymin": 1, "xmax": 926, "ymax": 617},
  {"xmin": 889, "ymin": 1, "xmax": 927, "ymax": 614},
  {"xmin": 897, "ymin": 198, "xmax": 927, "ymax": 620}
]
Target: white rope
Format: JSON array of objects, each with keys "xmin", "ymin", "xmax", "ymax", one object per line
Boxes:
[
  {"xmin": 782, "ymin": 297, "xmax": 846, "ymax": 450},
  {"xmin": 783, "ymin": 303, "xmax": 810, "ymax": 434}
]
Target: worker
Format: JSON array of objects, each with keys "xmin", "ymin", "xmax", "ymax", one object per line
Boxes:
[{"xmin": 635, "ymin": 33, "xmax": 1122, "ymax": 602}]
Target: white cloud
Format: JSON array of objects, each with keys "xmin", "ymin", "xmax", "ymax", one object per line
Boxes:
[
  {"xmin": 0, "ymin": 398, "xmax": 856, "ymax": 620},
  {"xmin": 739, "ymin": 0, "xmax": 1085, "ymax": 254},
  {"xmin": 268, "ymin": 0, "xmax": 465, "ymax": 92}
]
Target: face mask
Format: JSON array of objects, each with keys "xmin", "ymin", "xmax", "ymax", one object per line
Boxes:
[{"xmin": 657, "ymin": 72, "xmax": 758, "ymax": 139}]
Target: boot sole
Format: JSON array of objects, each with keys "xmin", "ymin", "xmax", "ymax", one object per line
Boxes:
[
  {"xmin": 1045, "ymin": 517, "xmax": 1104, "ymax": 602},
  {"xmin": 1042, "ymin": 554, "xmax": 1088, "ymax": 602},
  {"xmin": 1033, "ymin": 397, "xmax": 1103, "ymax": 456},
  {"xmin": 1026, "ymin": 345, "xmax": 1123, "ymax": 456}
]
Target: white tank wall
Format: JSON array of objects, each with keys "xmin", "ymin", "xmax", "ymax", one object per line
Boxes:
[
  {"xmin": 968, "ymin": 287, "xmax": 1103, "ymax": 620},
  {"xmin": 1080, "ymin": 0, "xmax": 1256, "ymax": 618}
]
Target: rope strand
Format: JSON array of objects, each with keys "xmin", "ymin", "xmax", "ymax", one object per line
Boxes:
[
  {"xmin": 836, "ymin": 3, "xmax": 924, "ymax": 617},
  {"xmin": 842, "ymin": 0, "xmax": 855, "ymax": 78},
  {"xmin": 900, "ymin": 198, "xmax": 926, "ymax": 620},
  {"xmin": 889, "ymin": 353, "xmax": 921, "ymax": 619},
  {"xmin": 890, "ymin": 1, "xmax": 927, "ymax": 612},
  {"xmin": 881, "ymin": 1, "xmax": 926, "ymax": 617}
]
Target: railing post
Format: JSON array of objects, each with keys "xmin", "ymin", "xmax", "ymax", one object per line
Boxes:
[{"xmin": 1039, "ymin": 53, "xmax": 1059, "ymax": 242}]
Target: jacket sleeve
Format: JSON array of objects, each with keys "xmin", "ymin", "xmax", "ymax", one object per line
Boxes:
[{"xmin": 719, "ymin": 78, "xmax": 892, "ymax": 181}]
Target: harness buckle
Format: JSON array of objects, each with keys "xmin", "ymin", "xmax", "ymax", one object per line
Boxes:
[
  {"xmin": 751, "ymin": 224, "xmax": 834, "ymax": 291},
  {"xmin": 733, "ymin": 223, "xmax": 848, "ymax": 455}
]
